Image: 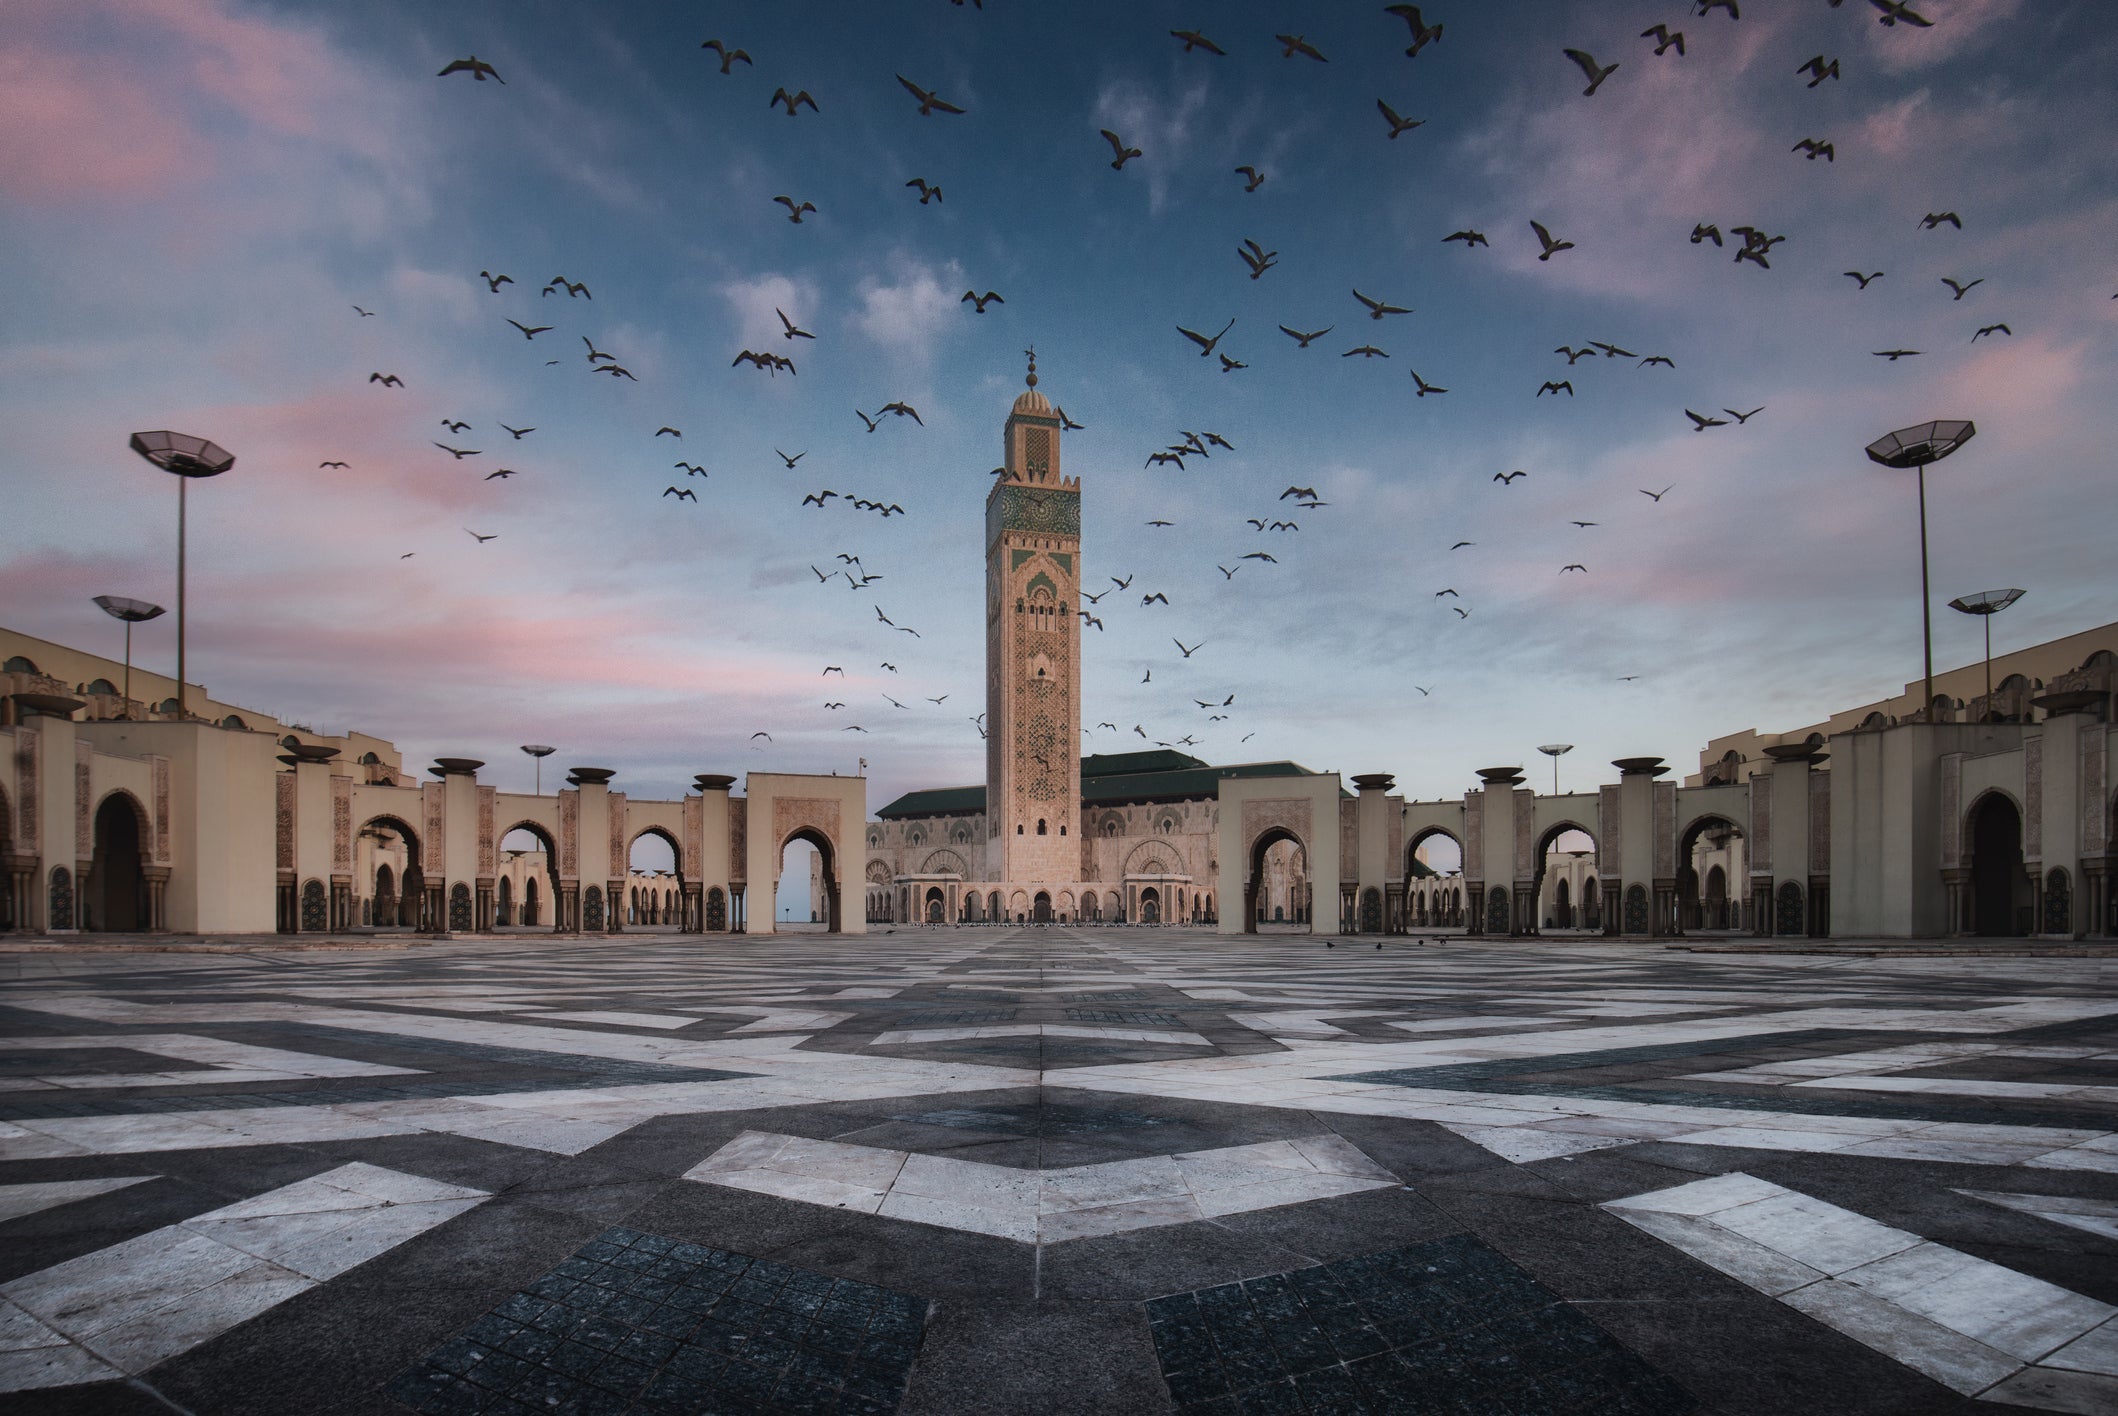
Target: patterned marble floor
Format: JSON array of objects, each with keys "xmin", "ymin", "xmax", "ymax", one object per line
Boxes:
[{"xmin": 1, "ymin": 928, "xmax": 2114, "ymax": 1414}]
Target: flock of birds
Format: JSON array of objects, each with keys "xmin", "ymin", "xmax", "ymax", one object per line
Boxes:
[{"xmin": 335, "ymin": 1, "xmax": 2022, "ymax": 770}]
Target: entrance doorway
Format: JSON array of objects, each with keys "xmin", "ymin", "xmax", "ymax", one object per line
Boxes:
[
  {"xmin": 1033, "ymin": 891, "xmax": 1052, "ymax": 923},
  {"xmin": 776, "ymin": 830, "xmax": 840, "ymax": 931},
  {"xmin": 1969, "ymin": 794, "xmax": 2028, "ymax": 937},
  {"xmin": 1677, "ymin": 816, "xmax": 1746, "ymax": 933},
  {"xmin": 90, "ymin": 794, "xmax": 147, "ymax": 931},
  {"xmin": 1246, "ymin": 827, "xmax": 1310, "ymax": 932}
]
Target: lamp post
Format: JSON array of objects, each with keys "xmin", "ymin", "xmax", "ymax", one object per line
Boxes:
[
  {"xmin": 1865, "ymin": 420, "xmax": 1976, "ymax": 722},
  {"xmin": 521, "ymin": 744, "xmax": 556, "ymax": 794},
  {"xmin": 91, "ymin": 596, "xmax": 165, "ymax": 715},
  {"xmin": 1947, "ymin": 588, "xmax": 2025, "ymax": 718},
  {"xmin": 128, "ymin": 431, "xmax": 234, "ymax": 722},
  {"xmin": 1536, "ymin": 744, "xmax": 1573, "ymax": 795}
]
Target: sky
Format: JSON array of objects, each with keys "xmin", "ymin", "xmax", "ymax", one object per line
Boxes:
[{"xmin": 5, "ymin": 0, "xmax": 2115, "ymax": 828}]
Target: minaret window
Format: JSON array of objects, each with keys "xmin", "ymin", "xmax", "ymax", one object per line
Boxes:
[{"xmin": 1037, "ymin": 819, "xmax": 1047, "ymax": 835}]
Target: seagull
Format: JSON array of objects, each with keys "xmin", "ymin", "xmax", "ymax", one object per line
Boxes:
[
  {"xmin": 582, "ymin": 337, "xmax": 613, "ymax": 363},
  {"xmin": 1560, "ymin": 564, "xmax": 1587, "ymax": 574},
  {"xmin": 1101, "ymin": 129, "xmax": 1142, "ymax": 169},
  {"xmin": 906, "ymin": 178, "xmax": 943, "ymax": 205},
  {"xmin": 1570, "ymin": 521, "xmax": 1598, "ymax": 528},
  {"xmin": 751, "ymin": 731, "xmax": 771, "ymax": 742},
  {"xmin": 1057, "ymin": 408, "xmax": 1084, "ymax": 430},
  {"xmin": 896, "ymin": 75, "xmax": 965, "ymax": 116},
  {"xmin": 1493, "ymin": 470, "xmax": 1527, "ymax": 485},
  {"xmin": 880, "ymin": 401, "xmax": 923, "ymax": 424},
  {"xmin": 1452, "ymin": 607, "xmax": 1469, "ymax": 618},
  {"xmin": 353, "ymin": 306, "xmax": 374, "ymax": 316},
  {"xmin": 927, "ymin": 695, "xmax": 949, "ymax": 704},
  {"xmin": 1238, "ymin": 239, "xmax": 1278, "ymax": 280},
  {"xmin": 776, "ymin": 309, "xmax": 814, "ymax": 340},
  {"xmin": 884, "ymin": 695, "xmax": 909, "ymax": 710},
  {"xmin": 1845, "ymin": 271, "xmax": 1883, "ymax": 289},
  {"xmin": 1343, "ymin": 345, "xmax": 1389, "ymax": 359},
  {"xmin": 1555, "ymin": 346, "xmax": 1594, "ymax": 364},
  {"xmin": 1410, "ymin": 370, "xmax": 1447, "ymax": 397},
  {"xmin": 1640, "ymin": 486, "xmax": 1673, "ymax": 502},
  {"xmin": 318, "ymin": 460, "xmax": 348, "ymax": 469},
  {"xmin": 1942, "ymin": 277, "xmax": 1984, "ymax": 300},
  {"xmin": 1174, "ymin": 639, "xmax": 1203, "ymax": 658},
  {"xmin": 480, "ymin": 271, "xmax": 513, "ymax": 292},
  {"xmin": 822, "ymin": 666, "xmax": 844, "ymax": 676},
  {"xmin": 1414, "ymin": 686, "xmax": 1432, "ymax": 696},
  {"xmin": 1376, "ymin": 100, "xmax": 1425, "ymax": 139},
  {"xmin": 485, "ymin": 469, "xmax": 516, "ymax": 480},
  {"xmin": 1170, "ymin": 29, "xmax": 1226, "ymax": 55},
  {"xmin": 655, "ymin": 427, "xmax": 682, "ymax": 439},
  {"xmin": 438, "ymin": 57, "xmax": 504, "ymax": 83},
  {"xmin": 1385, "ymin": 5, "xmax": 1444, "ymax": 57},
  {"xmin": 464, "ymin": 528, "xmax": 498, "ymax": 543},
  {"xmin": 1177, "ymin": 318, "xmax": 1235, "ymax": 357},
  {"xmin": 1792, "ymin": 139, "xmax": 1835, "ymax": 162},
  {"xmin": 1442, "ymin": 230, "xmax": 1489, "ymax": 247},
  {"xmin": 1972, "ymin": 324, "xmax": 2013, "ymax": 340},
  {"xmin": 773, "ymin": 195, "xmax": 817, "ymax": 223},
  {"xmin": 770, "ymin": 88, "xmax": 819, "ymax": 116},
  {"xmin": 1450, "ymin": 540, "xmax": 1475, "ymax": 549},
  {"xmin": 1537, "ymin": 381, "xmax": 1574, "ymax": 397},
  {"xmin": 662, "ymin": 487, "xmax": 698, "ymax": 501},
  {"xmin": 1218, "ymin": 565, "xmax": 1239, "ymax": 579},
  {"xmin": 1724, "ymin": 407, "xmax": 1764, "ymax": 424},
  {"xmin": 1798, "ymin": 55, "xmax": 1840, "ymax": 86},
  {"xmin": 1146, "ymin": 520, "xmax": 1173, "ymax": 527},
  {"xmin": 1531, "ymin": 221, "xmax": 1575, "ymax": 260},
  {"xmin": 1240, "ymin": 552, "xmax": 1277, "ymax": 563},
  {"xmin": 801, "ymin": 491, "xmax": 838, "ymax": 507},
  {"xmin": 1142, "ymin": 592, "xmax": 1169, "ymax": 606},
  {"xmin": 1563, "ymin": 49, "xmax": 1619, "ymax": 97},
  {"xmin": 368, "ymin": 373, "xmax": 404, "ymax": 387},
  {"xmin": 1353, "ymin": 289, "xmax": 1411, "ymax": 320},
  {"xmin": 501, "ymin": 424, "xmax": 534, "ymax": 438},
  {"xmin": 1642, "ymin": 24, "xmax": 1686, "ymax": 55},
  {"xmin": 441, "ymin": 419, "xmax": 471, "ymax": 434},
  {"xmin": 1686, "ymin": 409, "xmax": 1728, "ymax": 430},
  {"xmin": 701, "ymin": 40, "xmax": 752, "ymax": 74},
  {"xmin": 1640, "ymin": 355, "xmax": 1675, "ymax": 368},
  {"xmin": 433, "ymin": 443, "xmax": 481, "ymax": 458},
  {"xmin": 1219, "ymin": 354, "xmax": 1247, "ymax": 373},
  {"xmin": 544, "ymin": 277, "xmax": 590, "ymax": 299},
  {"xmin": 1871, "ymin": 0, "xmax": 1934, "ymax": 28},
  {"xmin": 777, "ymin": 449, "xmax": 805, "ymax": 468},
  {"xmin": 1920, "ymin": 211, "xmax": 1962, "ymax": 230},
  {"xmin": 1873, "ymin": 349, "xmax": 1920, "ymax": 361},
  {"xmin": 1434, "ymin": 588, "xmax": 1457, "ymax": 597},
  {"xmin": 1235, "ymin": 165, "xmax": 1266, "ymax": 192},
  {"xmin": 1280, "ymin": 486, "xmax": 1317, "ymax": 501},
  {"xmin": 962, "ymin": 291, "xmax": 1004, "ymax": 313}
]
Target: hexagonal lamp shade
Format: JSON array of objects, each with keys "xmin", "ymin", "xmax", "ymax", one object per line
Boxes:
[
  {"xmin": 1863, "ymin": 419, "xmax": 1975, "ymax": 469},
  {"xmin": 128, "ymin": 430, "xmax": 235, "ymax": 476},
  {"xmin": 1948, "ymin": 588, "xmax": 2027, "ymax": 714},
  {"xmin": 92, "ymin": 595, "xmax": 166, "ymax": 713}
]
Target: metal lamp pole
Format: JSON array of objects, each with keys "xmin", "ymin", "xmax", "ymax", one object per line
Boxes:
[
  {"xmin": 1947, "ymin": 589, "xmax": 2026, "ymax": 715},
  {"xmin": 521, "ymin": 744, "xmax": 556, "ymax": 794},
  {"xmin": 1537, "ymin": 744, "xmax": 1573, "ymax": 795},
  {"xmin": 1866, "ymin": 421, "xmax": 1976, "ymax": 722},
  {"xmin": 92, "ymin": 596, "xmax": 164, "ymax": 715},
  {"xmin": 128, "ymin": 432, "xmax": 235, "ymax": 720}
]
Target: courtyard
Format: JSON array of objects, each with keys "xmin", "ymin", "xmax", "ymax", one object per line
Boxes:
[{"xmin": 1, "ymin": 929, "xmax": 2115, "ymax": 1415}]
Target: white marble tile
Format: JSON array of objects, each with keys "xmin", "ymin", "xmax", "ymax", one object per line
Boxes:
[
  {"xmin": 1837, "ymin": 1242, "xmax": 2117, "ymax": 1363},
  {"xmin": 0, "ymin": 1176, "xmax": 156, "ymax": 1224},
  {"xmin": 523, "ymin": 1010, "xmax": 701, "ymax": 1029},
  {"xmin": 1779, "ymin": 1279, "xmax": 2021, "ymax": 1395},
  {"xmin": 1449, "ymin": 1125, "xmax": 1636, "ymax": 1164},
  {"xmin": 1979, "ymin": 1365, "xmax": 2118, "ymax": 1414},
  {"xmin": 1603, "ymin": 1208, "xmax": 1827, "ymax": 1296},
  {"xmin": 2041, "ymin": 1320, "xmax": 2118, "ymax": 1378},
  {"xmin": 1603, "ymin": 1172, "xmax": 1793, "ymax": 1217},
  {"xmin": 1956, "ymin": 1190, "xmax": 2118, "ymax": 1244}
]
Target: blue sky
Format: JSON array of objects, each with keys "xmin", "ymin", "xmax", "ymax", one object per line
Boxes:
[{"xmin": 4, "ymin": 0, "xmax": 2114, "ymax": 821}]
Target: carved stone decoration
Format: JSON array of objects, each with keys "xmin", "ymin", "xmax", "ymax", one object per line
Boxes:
[
  {"xmin": 1485, "ymin": 885, "xmax": 1510, "ymax": 934},
  {"xmin": 582, "ymin": 883, "xmax": 604, "ymax": 931},
  {"xmin": 1623, "ymin": 883, "xmax": 1649, "ymax": 934},
  {"xmin": 300, "ymin": 879, "xmax": 327, "ymax": 932},
  {"xmin": 1651, "ymin": 781, "xmax": 1676, "ymax": 879},
  {"xmin": 728, "ymin": 798, "xmax": 747, "ymax": 883},
  {"xmin": 1386, "ymin": 809, "xmax": 1404, "ymax": 880},
  {"xmin": 423, "ymin": 781, "xmax": 445, "ymax": 875},
  {"xmin": 1748, "ymin": 776, "xmax": 1771, "ymax": 876},
  {"xmin": 1776, "ymin": 881, "xmax": 1806, "ymax": 936},
  {"xmin": 1340, "ymin": 800, "xmax": 1358, "ymax": 880},
  {"xmin": 1808, "ymin": 771, "xmax": 1831, "ymax": 877},
  {"xmin": 773, "ymin": 796, "xmax": 841, "ymax": 854},
  {"xmin": 2083, "ymin": 733, "xmax": 2107, "ymax": 855},
  {"xmin": 449, "ymin": 881, "xmax": 473, "ymax": 932},
  {"xmin": 275, "ymin": 772, "xmax": 296, "ymax": 870},
  {"xmin": 1463, "ymin": 792, "xmax": 1483, "ymax": 876},
  {"xmin": 2024, "ymin": 735, "xmax": 2043, "ymax": 861},
  {"xmin": 49, "ymin": 865, "xmax": 73, "ymax": 929},
  {"xmin": 607, "ymin": 792, "xmax": 628, "ymax": 879},
  {"xmin": 706, "ymin": 886, "xmax": 726, "ymax": 931},
  {"xmin": 75, "ymin": 741, "xmax": 92, "ymax": 860},
  {"xmin": 478, "ymin": 786, "xmax": 496, "ymax": 876},
  {"xmin": 2044, "ymin": 868, "xmax": 2071, "ymax": 935},
  {"xmin": 1241, "ymin": 798, "xmax": 1313, "ymax": 859},
  {"xmin": 1598, "ymin": 785, "xmax": 1620, "ymax": 875},
  {"xmin": 684, "ymin": 794, "xmax": 703, "ymax": 877},
  {"xmin": 15, "ymin": 727, "xmax": 37, "ymax": 853},
  {"xmin": 1939, "ymin": 754, "xmax": 1963, "ymax": 868},
  {"xmin": 153, "ymin": 755, "xmax": 171, "ymax": 864},
  {"xmin": 559, "ymin": 790, "xmax": 578, "ymax": 877},
  {"xmin": 331, "ymin": 773, "xmax": 351, "ymax": 873},
  {"xmin": 1360, "ymin": 887, "xmax": 1383, "ymax": 932},
  {"xmin": 1513, "ymin": 789, "xmax": 1534, "ymax": 880}
]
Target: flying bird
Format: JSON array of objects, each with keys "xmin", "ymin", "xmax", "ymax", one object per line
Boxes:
[
  {"xmin": 1353, "ymin": 289, "xmax": 1411, "ymax": 319},
  {"xmin": 368, "ymin": 373, "xmax": 404, "ymax": 387},
  {"xmin": 1972, "ymin": 324, "xmax": 2013, "ymax": 340},
  {"xmin": 1450, "ymin": 540, "xmax": 1475, "ymax": 549},
  {"xmin": 353, "ymin": 306, "xmax": 373, "ymax": 316},
  {"xmin": 1493, "ymin": 470, "xmax": 1526, "ymax": 484},
  {"xmin": 701, "ymin": 40, "xmax": 752, "ymax": 74},
  {"xmin": 801, "ymin": 491, "xmax": 837, "ymax": 507},
  {"xmin": 1642, "ymin": 25, "xmax": 1686, "ymax": 55},
  {"xmin": 906, "ymin": 178, "xmax": 943, "ymax": 205},
  {"xmin": 1845, "ymin": 271, "xmax": 1883, "ymax": 289},
  {"xmin": 1798, "ymin": 55, "xmax": 1840, "ymax": 86},
  {"xmin": 1173, "ymin": 638, "xmax": 1202, "ymax": 657},
  {"xmin": 1873, "ymin": 349, "xmax": 1921, "ymax": 361},
  {"xmin": 1101, "ymin": 129, "xmax": 1142, "ymax": 169},
  {"xmin": 1385, "ymin": 5, "xmax": 1444, "ymax": 57},
  {"xmin": 1170, "ymin": 29, "xmax": 1226, "ymax": 55},
  {"xmin": 1410, "ymin": 370, "xmax": 1447, "ymax": 397},
  {"xmin": 582, "ymin": 337, "xmax": 612, "ymax": 363},
  {"xmin": 433, "ymin": 443, "xmax": 481, "ymax": 458},
  {"xmin": 484, "ymin": 469, "xmax": 516, "ymax": 481},
  {"xmin": 1531, "ymin": 221, "xmax": 1575, "ymax": 260},
  {"xmin": 822, "ymin": 666, "xmax": 844, "ymax": 676},
  {"xmin": 441, "ymin": 419, "xmax": 471, "ymax": 434},
  {"xmin": 1177, "ymin": 318, "xmax": 1236, "ymax": 357},
  {"xmin": 1561, "ymin": 564, "xmax": 1587, "ymax": 574},
  {"xmin": 1452, "ymin": 607, "xmax": 1469, "ymax": 618},
  {"xmin": 662, "ymin": 487, "xmax": 697, "ymax": 501},
  {"xmin": 1442, "ymin": 230, "xmax": 1489, "ymax": 247},
  {"xmin": 438, "ymin": 57, "xmax": 504, "ymax": 83},
  {"xmin": 1639, "ymin": 355, "xmax": 1675, "ymax": 368},
  {"xmin": 1920, "ymin": 211, "xmax": 1962, "ymax": 229},
  {"xmin": 1376, "ymin": 100, "xmax": 1425, "ymax": 139},
  {"xmin": 896, "ymin": 75, "xmax": 965, "ymax": 115},
  {"xmin": 1792, "ymin": 139, "xmax": 1835, "ymax": 162},
  {"xmin": 1241, "ymin": 552, "xmax": 1277, "ymax": 563},
  {"xmin": 1057, "ymin": 408, "xmax": 1084, "ymax": 430},
  {"xmin": 1276, "ymin": 33, "xmax": 1326, "ymax": 61},
  {"xmin": 1725, "ymin": 407, "xmax": 1764, "ymax": 424},
  {"xmin": 776, "ymin": 309, "xmax": 814, "ymax": 340},
  {"xmin": 770, "ymin": 88, "xmax": 819, "ymax": 116},
  {"xmin": 880, "ymin": 401, "xmax": 923, "ymax": 424},
  {"xmin": 1564, "ymin": 49, "xmax": 1619, "ymax": 96},
  {"xmin": 480, "ymin": 271, "xmax": 513, "ymax": 292},
  {"xmin": 464, "ymin": 528, "xmax": 497, "ymax": 543},
  {"xmin": 1692, "ymin": 223, "xmax": 1723, "ymax": 246},
  {"xmin": 318, "ymin": 460, "xmax": 348, "ymax": 469},
  {"xmin": 1234, "ymin": 165, "xmax": 1266, "ymax": 192},
  {"xmin": 1281, "ymin": 486, "xmax": 1317, "ymax": 501},
  {"xmin": 506, "ymin": 319, "xmax": 552, "ymax": 340},
  {"xmin": 1870, "ymin": 0, "xmax": 1934, "ymax": 28},
  {"xmin": 1555, "ymin": 346, "xmax": 1593, "ymax": 364},
  {"xmin": 1640, "ymin": 486, "xmax": 1673, "ymax": 501},
  {"xmin": 1537, "ymin": 380, "xmax": 1574, "ymax": 397},
  {"xmin": 1238, "ymin": 239, "xmax": 1278, "ymax": 280},
  {"xmin": 544, "ymin": 277, "xmax": 590, "ymax": 299},
  {"xmin": 1686, "ymin": 409, "xmax": 1728, "ymax": 430},
  {"xmin": 1570, "ymin": 521, "xmax": 1598, "ymax": 528},
  {"xmin": 501, "ymin": 424, "xmax": 534, "ymax": 439},
  {"xmin": 774, "ymin": 195, "xmax": 817, "ymax": 224},
  {"xmin": 1942, "ymin": 277, "xmax": 1984, "ymax": 300},
  {"xmin": 1343, "ymin": 345, "xmax": 1389, "ymax": 360},
  {"xmin": 1142, "ymin": 592, "xmax": 1169, "ymax": 606},
  {"xmin": 1219, "ymin": 354, "xmax": 1247, "ymax": 373},
  {"xmin": 962, "ymin": 290, "xmax": 1004, "ymax": 313},
  {"xmin": 1697, "ymin": 0, "xmax": 1740, "ymax": 16},
  {"xmin": 777, "ymin": 449, "xmax": 806, "ymax": 468}
]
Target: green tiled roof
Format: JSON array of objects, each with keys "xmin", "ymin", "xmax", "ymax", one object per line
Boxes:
[{"xmin": 875, "ymin": 754, "xmax": 1331, "ymax": 820}]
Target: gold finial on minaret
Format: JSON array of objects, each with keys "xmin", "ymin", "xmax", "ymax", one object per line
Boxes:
[{"xmin": 1024, "ymin": 345, "xmax": 1037, "ymax": 389}]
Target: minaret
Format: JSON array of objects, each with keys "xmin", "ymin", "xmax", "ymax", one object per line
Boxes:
[{"xmin": 985, "ymin": 349, "xmax": 1081, "ymax": 886}]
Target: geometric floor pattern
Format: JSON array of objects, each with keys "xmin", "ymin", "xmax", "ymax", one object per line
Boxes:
[{"xmin": 0, "ymin": 927, "xmax": 2113, "ymax": 1413}]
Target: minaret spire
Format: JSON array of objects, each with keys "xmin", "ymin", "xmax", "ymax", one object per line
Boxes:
[{"xmin": 1025, "ymin": 345, "xmax": 1038, "ymax": 389}]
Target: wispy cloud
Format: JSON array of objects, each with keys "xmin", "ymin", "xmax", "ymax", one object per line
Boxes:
[
  {"xmin": 851, "ymin": 253, "xmax": 964, "ymax": 362},
  {"xmin": 1092, "ymin": 77, "xmax": 1212, "ymax": 214}
]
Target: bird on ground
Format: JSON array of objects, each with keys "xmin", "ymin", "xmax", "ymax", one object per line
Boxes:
[
  {"xmin": 1920, "ymin": 211, "xmax": 1962, "ymax": 229},
  {"xmin": 368, "ymin": 373, "xmax": 404, "ymax": 387},
  {"xmin": 1281, "ymin": 486, "xmax": 1317, "ymax": 501},
  {"xmin": 442, "ymin": 419, "xmax": 471, "ymax": 433},
  {"xmin": 1376, "ymin": 100, "xmax": 1424, "ymax": 139},
  {"xmin": 1686, "ymin": 409, "xmax": 1728, "ymax": 430},
  {"xmin": 1642, "ymin": 25, "xmax": 1686, "ymax": 55},
  {"xmin": 1235, "ymin": 165, "xmax": 1265, "ymax": 192},
  {"xmin": 1640, "ymin": 487, "xmax": 1673, "ymax": 502},
  {"xmin": 770, "ymin": 88, "xmax": 819, "ymax": 115},
  {"xmin": 1101, "ymin": 129, "xmax": 1142, "ymax": 169},
  {"xmin": 1561, "ymin": 564, "xmax": 1587, "ymax": 574},
  {"xmin": 1538, "ymin": 381, "xmax": 1574, "ymax": 397},
  {"xmin": 1493, "ymin": 470, "xmax": 1527, "ymax": 484},
  {"xmin": 1871, "ymin": 0, "xmax": 1934, "ymax": 28},
  {"xmin": 702, "ymin": 40, "xmax": 752, "ymax": 73},
  {"xmin": 1571, "ymin": 521, "xmax": 1598, "ymax": 528},
  {"xmin": 464, "ymin": 529, "xmax": 498, "ymax": 543},
  {"xmin": 500, "ymin": 424, "xmax": 534, "ymax": 439},
  {"xmin": 662, "ymin": 487, "xmax": 697, "ymax": 501},
  {"xmin": 1142, "ymin": 592, "xmax": 1169, "ymax": 606},
  {"xmin": 776, "ymin": 309, "xmax": 814, "ymax": 340},
  {"xmin": 1443, "ymin": 229, "xmax": 1489, "ymax": 247},
  {"xmin": 1793, "ymin": 139, "xmax": 1835, "ymax": 162},
  {"xmin": 485, "ymin": 469, "xmax": 516, "ymax": 481},
  {"xmin": 1692, "ymin": 223, "xmax": 1723, "ymax": 246},
  {"xmin": 1411, "ymin": 371, "xmax": 1447, "ymax": 396},
  {"xmin": 1531, "ymin": 221, "xmax": 1575, "ymax": 260},
  {"xmin": 1640, "ymin": 355, "xmax": 1676, "ymax": 368},
  {"xmin": 1238, "ymin": 239, "xmax": 1278, "ymax": 280},
  {"xmin": 544, "ymin": 277, "xmax": 590, "ymax": 298},
  {"xmin": 1174, "ymin": 639, "xmax": 1202, "ymax": 657},
  {"xmin": 438, "ymin": 57, "xmax": 504, "ymax": 83},
  {"xmin": 1353, "ymin": 289, "xmax": 1411, "ymax": 319},
  {"xmin": 505, "ymin": 320, "xmax": 550, "ymax": 341},
  {"xmin": 1846, "ymin": 271, "xmax": 1883, "ymax": 289},
  {"xmin": 774, "ymin": 196, "xmax": 816, "ymax": 223},
  {"xmin": 1344, "ymin": 345, "xmax": 1390, "ymax": 360},
  {"xmin": 1873, "ymin": 349, "xmax": 1920, "ymax": 361},
  {"xmin": 1177, "ymin": 318, "xmax": 1236, "ymax": 357},
  {"xmin": 1725, "ymin": 407, "xmax": 1763, "ymax": 424},
  {"xmin": 1219, "ymin": 354, "xmax": 1246, "ymax": 373},
  {"xmin": 1973, "ymin": 324, "xmax": 2013, "ymax": 340},
  {"xmin": 1276, "ymin": 33, "xmax": 1326, "ymax": 61},
  {"xmin": 1170, "ymin": 29, "xmax": 1225, "ymax": 55},
  {"xmin": 480, "ymin": 271, "xmax": 513, "ymax": 292},
  {"xmin": 1564, "ymin": 49, "xmax": 1618, "ymax": 96},
  {"xmin": 880, "ymin": 401, "xmax": 923, "ymax": 424},
  {"xmin": 777, "ymin": 449, "xmax": 806, "ymax": 468},
  {"xmin": 896, "ymin": 75, "xmax": 965, "ymax": 115},
  {"xmin": 353, "ymin": 306, "xmax": 373, "ymax": 316},
  {"xmin": 434, "ymin": 443, "xmax": 481, "ymax": 458},
  {"xmin": 962, "ymin": 291, "xmax": 1004, "ymax": 313},
  {"xmin": 1057, "ymin": 408, "xmax": 1084, "ymax": 430},
  {"xmin": 1799, "ymin": 55, "xmax": 1840, "ymax": 86},
  {"xmin": 318, "ymin": 460, "xmax": 348, "ymax": 469},
  {"xmin": 1386, "ymin": 5, "xmax": 1444, "ymax": 56},
  {"xmin": 1942, "ymin": 277, "xmax": 1984, "ymax": 300},
  {"xmin": 906, "ymin": 178, "xmax": 942, "ymax": 205}
]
